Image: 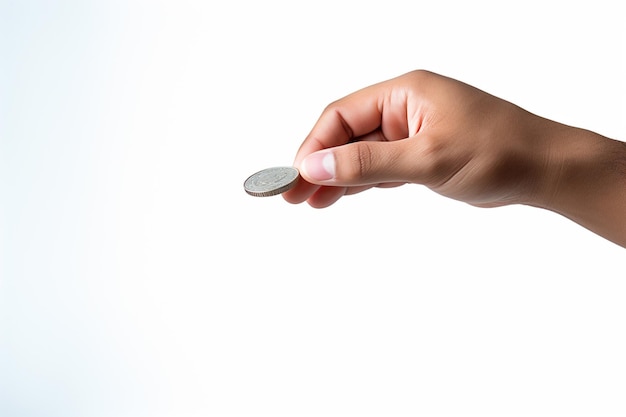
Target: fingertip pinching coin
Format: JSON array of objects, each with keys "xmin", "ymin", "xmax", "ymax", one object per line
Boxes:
[{"xmin": 244, "ymin": 166, "xmax": 300, "ymax": 197}]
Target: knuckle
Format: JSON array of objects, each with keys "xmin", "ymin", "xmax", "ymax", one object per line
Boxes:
[
  {"xmin": 357, "ymin": 142, "xmax": 374, "ymax": 179},
  {"xmin": 407, "ymin": 69, "xmax": 433, "ymax": 83},
  {"xmin": 342, "ymin": 142, "xmax": 374, "ymax": 182}
]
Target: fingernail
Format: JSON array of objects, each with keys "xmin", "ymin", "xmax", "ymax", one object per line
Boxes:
[{"xmin": 301, "ymin": 151, "xmax": 335, "ymax": 181}]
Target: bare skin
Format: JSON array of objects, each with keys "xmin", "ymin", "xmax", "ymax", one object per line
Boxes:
[{"xmin": 283, "ymin": 70, "xmax": 626, "ymax": 248}]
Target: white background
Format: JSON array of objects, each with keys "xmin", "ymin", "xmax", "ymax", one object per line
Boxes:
[{"xmin": 1, "ymin": 1, "xmax": 625, "ymax": 416}]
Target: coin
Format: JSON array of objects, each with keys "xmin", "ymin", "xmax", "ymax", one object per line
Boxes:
[{"xmin": 244, "ymin": 166, "xmax": 300, "ymax": 197}]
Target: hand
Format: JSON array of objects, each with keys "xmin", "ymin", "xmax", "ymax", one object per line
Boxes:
[
  {"xmin": 283, "ymin": 70, "xmax": 549, "ymax": 208},
  {"xmin": 283, "ymin": 70, "xmax": 626, "ymax": 247}
]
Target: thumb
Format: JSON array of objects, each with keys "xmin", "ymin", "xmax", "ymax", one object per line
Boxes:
[{"xmin": 299, "ymin": 138, "xmax": 426, "ymax": 186}]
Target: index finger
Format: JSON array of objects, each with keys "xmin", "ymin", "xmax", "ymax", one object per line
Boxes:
[{"xmin": 292, "ymin": 77, "xmax": 408, "ymax": 167}]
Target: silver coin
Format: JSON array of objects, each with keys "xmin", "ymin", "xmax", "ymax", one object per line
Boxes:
[{"xmin": 244, "ymin": 166, "xmax": 300, "ymax": 197}]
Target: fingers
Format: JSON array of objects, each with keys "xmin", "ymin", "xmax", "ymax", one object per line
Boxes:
[
  {"xmin": 304, "ymin": 186, "xmax": 348, "ymax": 208},
  {"xmin": 282, "ymin": 181, "xmax": 403, "ymax": 208},
  {"xmin": 292, "ymin": 78, "xmax": 410, "ymax": 168},
  {"xmin": 281, "ymin": 183, "xmax": 316, "ymax": 206},
  {"xmin": 283, "ymin": 70, "xmax": 434, "ymax": 207},
  {"xmin": 284, "ymin": 135, "xmax": 435, "ymax": 206},
  {"xmin": 282, "ymin": 136, "xmax": 419, "ymax": 206},
  {"xmin": 299, "ymin": 138, "xmax": 428, "ymax": 186}
]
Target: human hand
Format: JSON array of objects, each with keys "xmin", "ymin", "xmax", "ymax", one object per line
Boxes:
[
  {"xmin": 283, "ymin": 70, "xmax": 551, "ymax": 209},
  {"xmin": 283, "ymin": 70, "xmax": 626, "ymax": 247}
]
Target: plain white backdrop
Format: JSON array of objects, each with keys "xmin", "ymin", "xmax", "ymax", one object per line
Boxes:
[{"xmin": 1, "ymin": 1, "xmax": 625, "ymax": 416}]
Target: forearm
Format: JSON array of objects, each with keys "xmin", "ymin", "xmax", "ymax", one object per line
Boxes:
[{"xmin": 531, "ymin": 123, "xmax": 626, "ymax": 247}]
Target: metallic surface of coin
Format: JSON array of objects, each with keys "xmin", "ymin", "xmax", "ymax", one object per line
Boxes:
[{"xmin": 244, "ymin": 167, "xmax": 300, "ymax": 197}]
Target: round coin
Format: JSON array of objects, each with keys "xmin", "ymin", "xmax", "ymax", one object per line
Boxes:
[{"xmin": 244, "ymin": 166, "xmax": 300, "ymax": 197}]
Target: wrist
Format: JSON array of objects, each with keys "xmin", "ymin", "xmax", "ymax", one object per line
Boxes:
[{"xmin": 528, "ymin": 122, "xmax": 626, "ymax": 246}]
